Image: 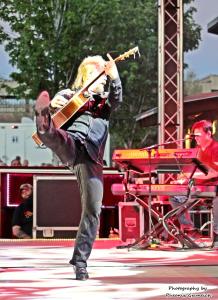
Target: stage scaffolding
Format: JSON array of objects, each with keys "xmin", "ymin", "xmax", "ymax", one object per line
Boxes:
[{"xmin": 158, "ymin": 0, "xmax": 183, "ymax": 182}]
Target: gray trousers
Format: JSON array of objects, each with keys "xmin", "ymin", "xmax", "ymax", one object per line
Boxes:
[
  {"xmin": 170, "ymin": 195, "xmax": 218, "ymax": 235},
  {"xmin": 37, "ymin": 124, "xmax": 103, "ymax": 268},
  {"xmin": 169, "ymin": 196, "xmax": 194, "ymax": 226}
]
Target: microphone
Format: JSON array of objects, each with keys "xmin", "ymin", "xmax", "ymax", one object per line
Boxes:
[{"xmin": 192, "ymin": 158, "xmax": 208, "ymax": 176}]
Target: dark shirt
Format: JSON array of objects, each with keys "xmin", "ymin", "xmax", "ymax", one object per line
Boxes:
[
  {"xmin": 12, "ymin": 197, "xmax": 33, "ymax": 237},
  {"xmin": 57, "ymin": 77, "xmax": 122, "ymax": 165}
]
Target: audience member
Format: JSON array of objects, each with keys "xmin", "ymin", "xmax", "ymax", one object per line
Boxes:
[
  {"xmin": 12, "ymin": 183, "xmax": 33, "ymax": 239},
  {"xmin": 11, "ymin": 157, "xmax": 22, "ymax": 166},
  {"xmin": 23, "ymin": 159, "xmax": 29, "ymax": 166}
]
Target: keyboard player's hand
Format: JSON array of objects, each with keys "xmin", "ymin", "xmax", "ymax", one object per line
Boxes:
[{"xmin": 170, "ymin": 178, "xmax": 188, "ymax": 185}]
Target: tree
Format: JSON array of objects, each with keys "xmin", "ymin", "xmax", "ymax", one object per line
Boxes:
[
  {"xmin": 0, "ymin": 0, "xmax": 201, "ymax": 150},
  {"xmin": 184, "ymin": 70, "xmax": 202, "ymax": 96}
]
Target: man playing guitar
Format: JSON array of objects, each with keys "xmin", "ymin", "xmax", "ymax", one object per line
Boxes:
[{"xmin": 34, "ymin": 53, "xmax": 122, "ymax": 280}]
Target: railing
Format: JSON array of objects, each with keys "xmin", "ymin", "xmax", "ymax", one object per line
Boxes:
[{"xmin": 0, "ymin": 98, "xmax": 34, "ymax": 114}]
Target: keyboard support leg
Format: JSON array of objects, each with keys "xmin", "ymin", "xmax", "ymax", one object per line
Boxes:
[
  {"xmin": 117, "ymin": 195, "xmax": 205, "ymax": 250},
  {"xmin": 160, "ymin": 164, "xmax": 205, "ymax": 249},
  {"xmin": 162, "ymin": 198, "xmax": 202, "ymax": 248},
  {"xmin": 135, "ymin": 197, "xmax": 201, "ymax": 249}
]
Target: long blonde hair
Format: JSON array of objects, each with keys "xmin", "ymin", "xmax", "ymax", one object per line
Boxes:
[{"xmin": 71, "ymin": 55, "xmax": 106, "ymax": 90}]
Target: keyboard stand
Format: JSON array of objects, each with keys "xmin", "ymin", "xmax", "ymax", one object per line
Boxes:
[
  {"xmin": 117, "ymin": 174, "xmax": 212, "ymax": 250},
  {"xmin": 117, "ymin": 194, "xmax": 202, "ymax": 250}
]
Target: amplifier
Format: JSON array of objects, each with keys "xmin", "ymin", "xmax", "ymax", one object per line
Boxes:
[
  {"xmin": 32, "ymin": 171, "xmax": 124, "ymax": 238},
  {"xmin": 118, "ymin": 202, "xmax": 144, "ymax": 242},
  {"xmin": 33, "ymin": 175, "xmax": 81, "ymax": 238}
]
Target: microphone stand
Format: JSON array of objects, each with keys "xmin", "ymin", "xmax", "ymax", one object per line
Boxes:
[{"xmin": 140, "ymin": 137, "xmax": 191, "ymax": 151}]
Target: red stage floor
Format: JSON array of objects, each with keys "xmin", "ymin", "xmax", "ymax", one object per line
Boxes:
[{"xmin": 0, "ymin": 239, "xmax": 218, "ymax": 300}]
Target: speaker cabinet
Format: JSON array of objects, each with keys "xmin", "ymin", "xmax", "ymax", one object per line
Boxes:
[
  {"xmin": 32, "ymin": 171, "xmax": 124, "ymax": 238},
  {"xmin": 33, "ymin": 175, "xmax": 81, "ymax": 238}
]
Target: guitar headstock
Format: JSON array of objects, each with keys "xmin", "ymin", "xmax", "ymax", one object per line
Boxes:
[{"xmin": 114, "ymin": 46, "xmax": 140, "ymax": 62}]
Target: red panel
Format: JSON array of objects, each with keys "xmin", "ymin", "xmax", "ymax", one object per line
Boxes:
[
  {"xmin": 102, "ymin": 173, "xmax": 124, "ymax": 206},
  {"xmin": 118, "ymin": 202, "xmax": 144, "ymax": 242},
  {"xmin": 3, "ymin": 173, "xmax": 33, "ymax": 207}
]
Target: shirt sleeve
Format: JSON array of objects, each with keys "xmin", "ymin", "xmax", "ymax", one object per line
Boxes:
[
  {"xmin": 107, "ymin": 77, "xmax": 123, "ymax": 111},
  {"xmin": 49, "ymin": 89, "xmax": 75, "ymax": 114}
]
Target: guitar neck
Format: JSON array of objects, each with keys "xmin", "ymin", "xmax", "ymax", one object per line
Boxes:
[
  {"xmin": 79, "ymin": 70, "xmax": 105, "ymax": 95},
  {"xmin": 77, "ymin": 46, "xmax": 139, "ymax": 96}
]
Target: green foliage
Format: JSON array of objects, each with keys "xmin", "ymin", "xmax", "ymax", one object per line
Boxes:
[
  {"xmin": 0, "ymin": 0, "xmax": 201, "ymax": 150},
  {"xmin": 184, "ymin": 70, "xmax": 202, "ymax": 96},
  {"xmin": 184, "ymin": 4, "xmax": 201, "ymax": 52}
]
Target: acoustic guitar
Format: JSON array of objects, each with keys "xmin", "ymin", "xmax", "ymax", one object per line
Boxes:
[{"xmin": 32, "ymin": 47, "xmax": 139, "ymax": 146}]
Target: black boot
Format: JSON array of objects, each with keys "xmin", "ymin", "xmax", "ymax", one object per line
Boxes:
[{"xmin": 74, "ymin": 266, "xmax": 89, "ymax": 281}]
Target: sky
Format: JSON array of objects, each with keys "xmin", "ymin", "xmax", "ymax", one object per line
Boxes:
[
  {"xmin": 0, "ymin": 43, "xmax": 13, "ymax": 79},
  {"xmin": 0, "ymin": 0, "xmax": 218, "ymax": 80},
  {"xmin": 184, "ymin": 0, "xmax": 218, "ymax": 79}
]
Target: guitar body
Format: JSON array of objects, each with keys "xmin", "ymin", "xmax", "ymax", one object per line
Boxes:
[
  {"xmin": 52, "ymin": 93, "xmax": 88, "ymax": 128},
  {"xmin": 32, "ymin": 92, "xmax": 89, "ymax": 146},
  {"xmin": 32, "ymin": 131, "xmax": 43, "ymax": 146}
]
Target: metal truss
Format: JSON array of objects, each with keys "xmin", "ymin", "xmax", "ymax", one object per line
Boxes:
[{"xmin": 158, "ymin": 0, "xmax": 183, "ymax": 182}]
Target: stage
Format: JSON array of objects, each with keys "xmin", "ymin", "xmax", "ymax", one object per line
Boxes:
[{"xmin": 0, "ymin": 239, "xmax": 218, "ymax": 300}]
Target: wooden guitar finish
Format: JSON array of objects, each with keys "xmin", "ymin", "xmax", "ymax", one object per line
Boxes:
[{"xmin": 32, "ymin": 47, "xmax": 139, "ymax": 146}]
